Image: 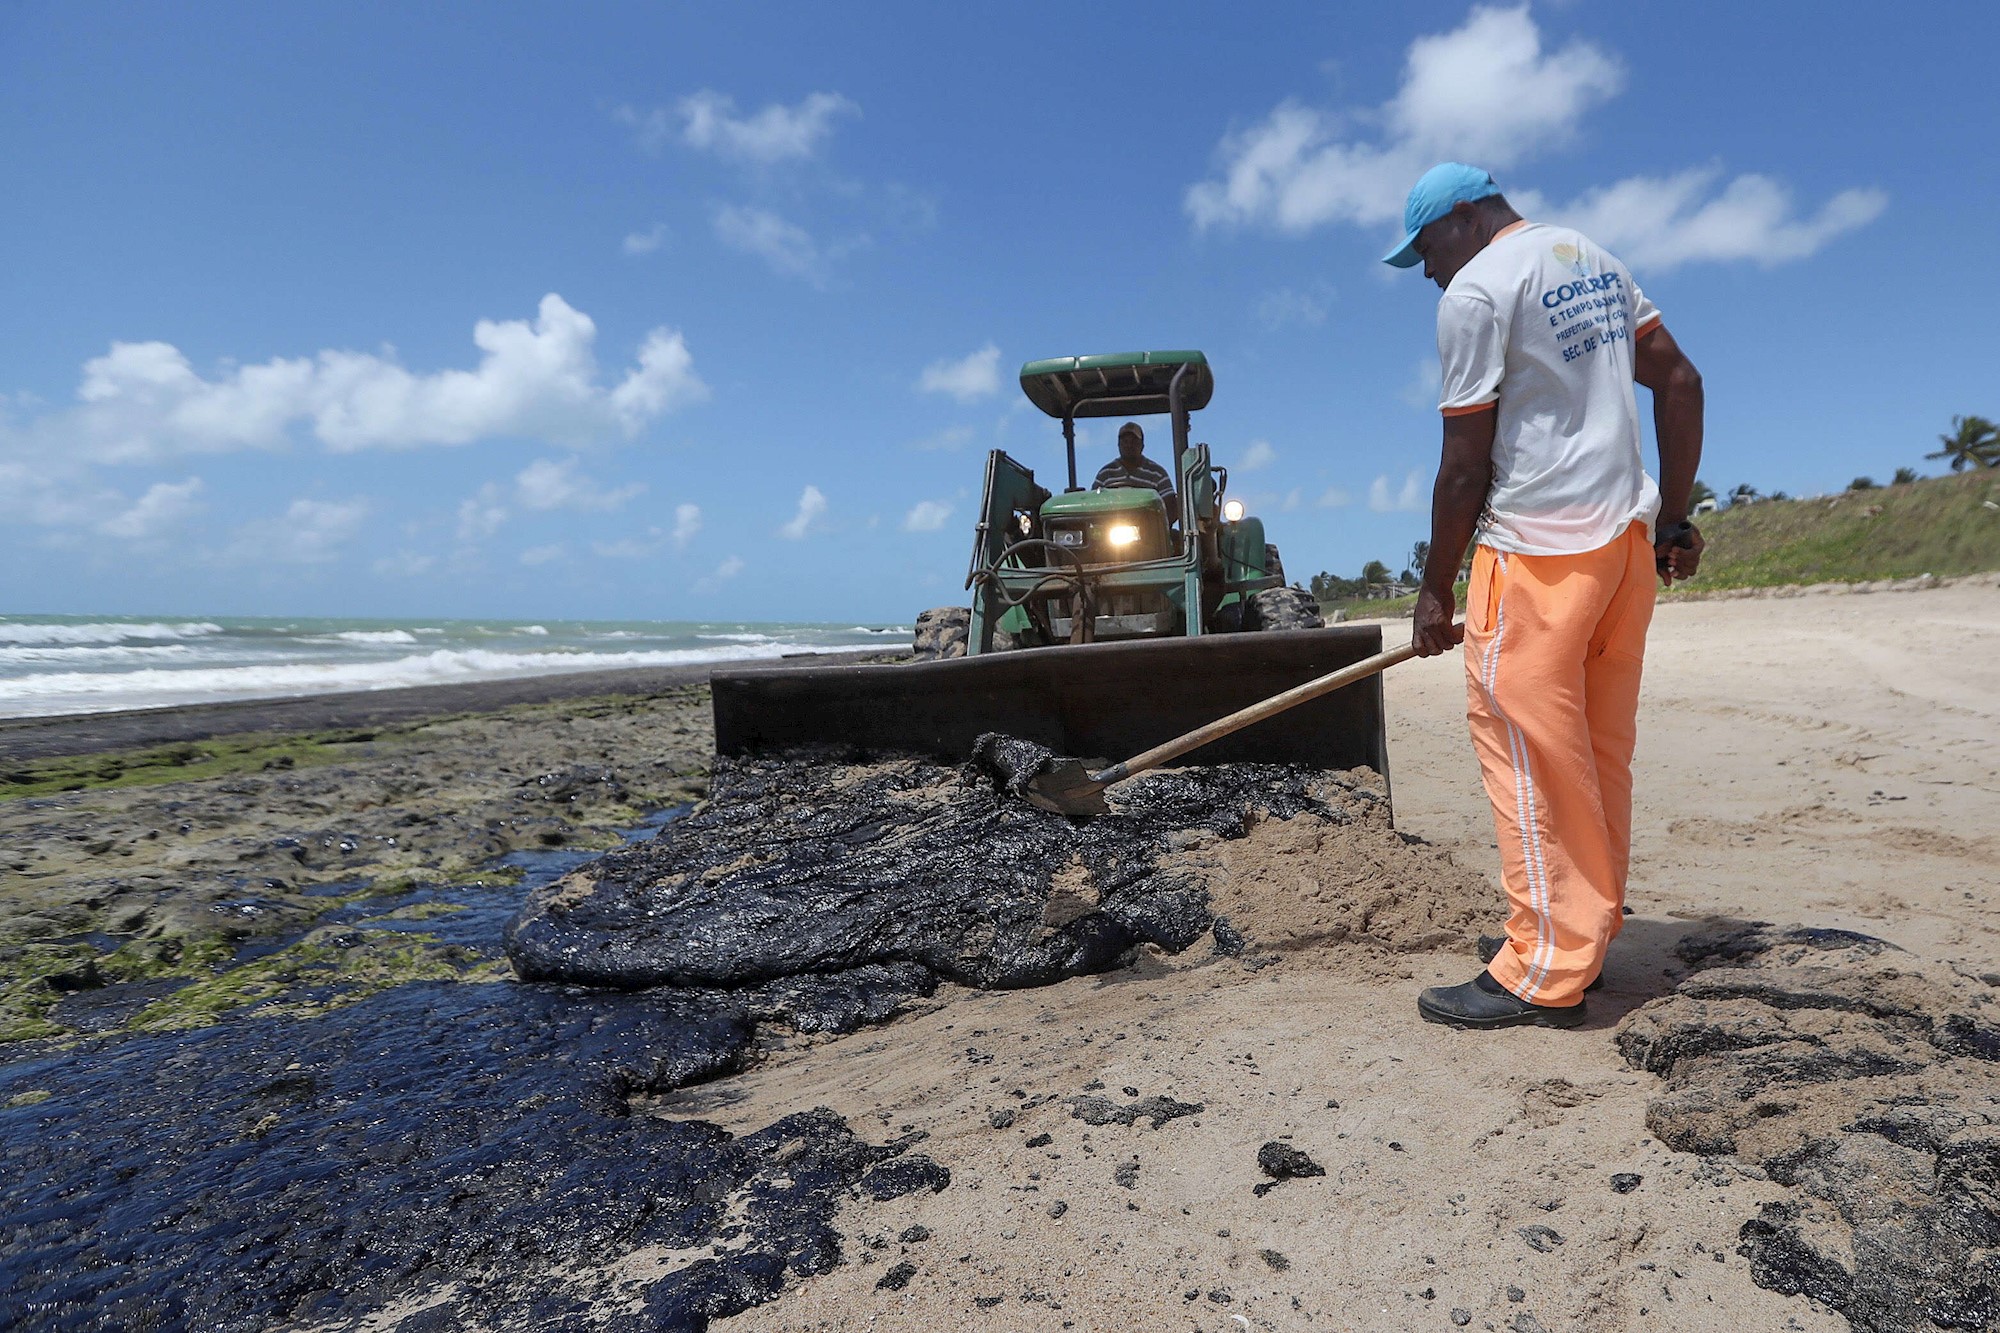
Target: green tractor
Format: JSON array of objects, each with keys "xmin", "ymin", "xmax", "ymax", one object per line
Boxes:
[{"xmin": 912, "ymin": 350, "xmax": 1322, "ymax": 659}]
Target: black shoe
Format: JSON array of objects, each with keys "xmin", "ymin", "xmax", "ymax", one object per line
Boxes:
[
  {"xmin": 1418, "ymin": 971, "xmax": 1587, "ymax": 1030},
  {"xmin": 1476, "ymin": 934, "xmax": 1604, "ymax": 992}
]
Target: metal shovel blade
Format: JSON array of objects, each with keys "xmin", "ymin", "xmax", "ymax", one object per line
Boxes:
[{"xmin": 1021, "ymin": 758, "xmax": 1112, "ymax": 817}]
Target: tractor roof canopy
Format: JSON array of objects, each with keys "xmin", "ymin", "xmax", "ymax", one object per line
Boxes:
[{"xmin": 1019, "ymin": 350, "xmax": 1213, "ymax": 419}]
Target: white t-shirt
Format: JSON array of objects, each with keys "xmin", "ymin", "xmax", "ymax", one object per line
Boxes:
[{"xmin": 1436, "ymin": 221, "xmax": 1665, "ymax": 555}]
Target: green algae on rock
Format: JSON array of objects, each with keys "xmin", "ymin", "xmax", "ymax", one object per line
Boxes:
[{"xmin": 0, "ymin": 686, "xmax": 712, "ymax": 1043}]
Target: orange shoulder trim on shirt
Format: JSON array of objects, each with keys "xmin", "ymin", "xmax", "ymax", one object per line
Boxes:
[
  {"xmin": 1441, "ymin": 401, "xmax": 1498, "ymax": 418},
  {"xmin": 1636, "ymin": 314, "xmax": 1664, "ymax": 338},
  {"xmin": 1492, "ymin": 219, "xmax": 1530, "ymax": 241}
]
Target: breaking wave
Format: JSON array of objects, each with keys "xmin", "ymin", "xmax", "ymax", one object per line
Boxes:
[
  {"xmin": 0, "ymin": 643, "xmax": 878, "ymax": 718},
  {"xmin": 326, "ymin": 630, "xmax": 421, "ymax": 645},
  {"xmin": 0, "ymin": 621, "xmax": 224, "ymax": 646}
]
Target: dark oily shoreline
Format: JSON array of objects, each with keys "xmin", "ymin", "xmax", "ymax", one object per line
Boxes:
[
  {"xmin": 1, "ymin": 979, "xmax": 955, "ymax": 1330},
  {"xmin": 0, "ymin": 678, "xmax": 960, "ymax": 1330},
  {"xmin": 3, "ymin": 672, "xmax": 1998, "ymax": 1329}
]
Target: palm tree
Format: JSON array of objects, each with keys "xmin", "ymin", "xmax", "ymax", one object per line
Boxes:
[
  {"xmin": 1406, "ymin": 540, "xmax": 1431, "ymax": 583},
  {"xmin": 1688, "ymin": 479, "xmax": 1715, "ymax": 509},
  {"xmin": 1892, "ymin": 467, "xmax": 1918, "ymax": 485},
  {"xmin": 1928, "ymin": 415, "xmax": 2000, "ymax": 472}
]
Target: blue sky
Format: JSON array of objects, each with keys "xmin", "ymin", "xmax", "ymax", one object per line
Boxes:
[{"xmin": 3, "ymin": 1, "xmax": 1994, "ymax": 622}]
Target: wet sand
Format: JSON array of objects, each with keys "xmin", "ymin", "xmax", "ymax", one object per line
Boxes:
[{"xmin": 4, "ymin": 584, "xmax": 1996, "ymax": 1329}]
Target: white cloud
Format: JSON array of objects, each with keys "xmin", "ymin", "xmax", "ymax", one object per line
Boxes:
[
  {"xmin": 1238, "ymin": 439, "xmax": 1277, "ymax": 471},
  {"xmin": 456, "ymin": 484, "xmax": 509, "ymax": 542},
  {"xmin": 613, "ymin": 104, "xmax": 678, "ymax": 153},
  {"xmin": 234, "ymin": 498, "xmax": 369, "ymax": 564},
  {"xmin": 608, "ymin": 327, "xmax": 705, "ymax": 423},
  {"xmin": 672, "ymin": 502, "xmax": 702, "ymax": 549},
  {"xmin": 1386, "ymin": 5, "xmax": 1622, "ymax": 167},
  {"xmin": 779, "ymin": 484, "xmax": 827, "ymax": 539},
  {"xmin": 0, "ymin": 460, "xmax": 107, "ymax": 529},
  {"xmin": 623, "ymin": 223, "xmax": 669, "ymax": 256},
  {"xmin": 1369, "ymin": 471, "xmax": 1428, "ymax": 513},
  {"xmin": 514, "ymin": 457, "xmax": 644, "ymax": 512},
  {"xmin": 1282, "ymin": 488, "xmax": 1303, "ymax": 512},
  {"xmin": 917, "ymin": 344, "xmax": 1001, "ymax": 402},
  {"xmin": 519, "ymin": 543, "xmax": 567, "ymax": 566},
  {"xmin": 24, "ymin": 295, "xmax": 707, "ymax": 464},
  {"xmin": 1188, "ymin": 6, "xmax": 1619, "ymax": 233},
  {"xmin": 665, "ymin": 90, "xmax": 858, "ymax": 164},
  {"xmin": 1400, "ymin": 358, "xmax": 1443, "ymax": 410},
  {"xmin": 98, "ymin": 477, "xmax": 204, "ymax": 541},
  {"xmin": 903, "ymin": 499, "xmax": 953, "ymax": 532},
  {"xmin": 1183, "ymin": 6, "xmax": 1883, "ymax": 271},
  {"xmin": 1317, "ymin": 487, "xmax": 1352, "ymax": 509},
  {"xmin": 1548, "ymin": 169, "xmax": 1889, "ymax": 271},
  {"xmin": 1256, "ymin": 284, "xmax": 1334, "ymax": 329},
  {"xmin": 694, "ymin": 553, "xmax": 745, "ymax": 592},
  {"xmin": 910, "ymin": 424, "xmax": 975, "ymax": 451},
  {"xmin": 372, "ymin": 550, "xmax": 435, "ymax": 578},
  {"xmin": 712, "ymin": 205, "xmax": 825, "ymax": 283}
]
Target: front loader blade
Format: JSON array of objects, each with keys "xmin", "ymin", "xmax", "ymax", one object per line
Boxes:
[
  {"xmin": 716, "ymin": 624, "xmax": 1392, "ymax": 804},
  {"xmin": 711, "ymin": 625, "xmax": 1394, "ymax": 816}
]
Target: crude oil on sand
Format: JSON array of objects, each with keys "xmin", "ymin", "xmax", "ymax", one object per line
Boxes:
[
  {"xmin": 699, "ymin": 583, "xmax": 2000, "ymax": 1332},
  {"xmin": 3, "ymin": 584, "xmax": 1996, "ymax": 1331}
]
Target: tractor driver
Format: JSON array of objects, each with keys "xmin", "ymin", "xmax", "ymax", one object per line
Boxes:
[{"xmin": 1093, "ymin": 422, "xmax": 1177, "ymax": 516}]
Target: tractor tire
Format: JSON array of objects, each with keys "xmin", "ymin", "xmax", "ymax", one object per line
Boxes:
[
  {"xmin": 912, "ymin": 606, "xmax": 970, "ymax": 660},
  {"xmin": 911, "ymin": 607, "xmax": 1018, "ymax": 659},
  {"xmin": 1245, "ymin": 585, "xmax": 1325, "ymax": 633}
]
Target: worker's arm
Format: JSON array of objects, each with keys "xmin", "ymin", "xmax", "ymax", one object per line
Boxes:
[
  {"xmin": 1634, "ymin": 323, "xmax": 1705, "ymax": 584},
  {"xmin": 1413, "ymin": 406, "xmax": 1495, "ymax": 657}
]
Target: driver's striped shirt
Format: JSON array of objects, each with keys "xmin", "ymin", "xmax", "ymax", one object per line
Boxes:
[{"xmin": 1092, "ymin": 456, "xmax": 1175, "ymax": 504}]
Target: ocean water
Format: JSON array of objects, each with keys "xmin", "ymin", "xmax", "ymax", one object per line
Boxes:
[{"xmin": 0, "ymin": 615, "xmax": 907, "ymax": 719}]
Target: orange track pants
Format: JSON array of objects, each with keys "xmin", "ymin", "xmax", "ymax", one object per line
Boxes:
[{"xmin": 1462, "ymin": 520, "xmax": 1657, "ymax": 1008}]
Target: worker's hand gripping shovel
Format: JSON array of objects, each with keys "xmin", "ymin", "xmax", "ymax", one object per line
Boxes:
[{"xmin": 1023, "ymin": 624, "xmax": 1464, "ymax": 817}]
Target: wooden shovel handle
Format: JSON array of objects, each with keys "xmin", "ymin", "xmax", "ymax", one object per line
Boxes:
[{"xmin": 1092, "ymin": 629, "xmax": 1453, "ymax": 786}]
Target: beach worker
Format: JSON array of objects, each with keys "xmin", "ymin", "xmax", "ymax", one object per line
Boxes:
[
  {"xmin": 1093, "ymin": 422, "xmax": 1177, "ymax": 512},
  {"xmin": 1385, "ymin": 163, "xmax": 1705, "ymax": 1029}
]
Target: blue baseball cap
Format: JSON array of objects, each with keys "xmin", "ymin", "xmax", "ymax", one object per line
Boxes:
[{"xmin": 1382, "ymin": 163, "xmax": 1501, "ymax": 268}]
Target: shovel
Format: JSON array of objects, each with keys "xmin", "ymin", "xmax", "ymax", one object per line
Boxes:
[{"xmin": 1022, "ymin": 624, "xmax": 1461, "ymax": 817}]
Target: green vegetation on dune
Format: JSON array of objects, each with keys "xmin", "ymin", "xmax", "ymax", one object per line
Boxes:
[
  {"xmin": 1677, "ymin": 469, "xmax": 2000, "ymax": 592},
  {"xmin": 1312, "ymin": 471, "xmax": 2000, "ymax": 620}
]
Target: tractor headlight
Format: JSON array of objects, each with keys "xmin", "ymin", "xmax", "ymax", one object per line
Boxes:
[
  {"xmin": 1222, "ymin": 499, "xmax": 1245, "ymax": 523},
  {"xmin": 1106, "ymin": 523, "xmax": 1141, "ymax": 547}
]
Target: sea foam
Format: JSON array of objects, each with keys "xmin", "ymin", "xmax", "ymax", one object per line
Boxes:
[{"xmin": 0, "ymin": 643, "xmax": 875, "ymax": 718}]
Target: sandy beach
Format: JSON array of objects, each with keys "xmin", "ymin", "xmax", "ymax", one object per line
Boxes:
[
  {"xmin": 644, "ymin": 580, "xmax": 1996, "ymax": 1332},
  {"xmin": 4, "ymin": 582, "xmax": 1996, "ymax": 1331}
]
